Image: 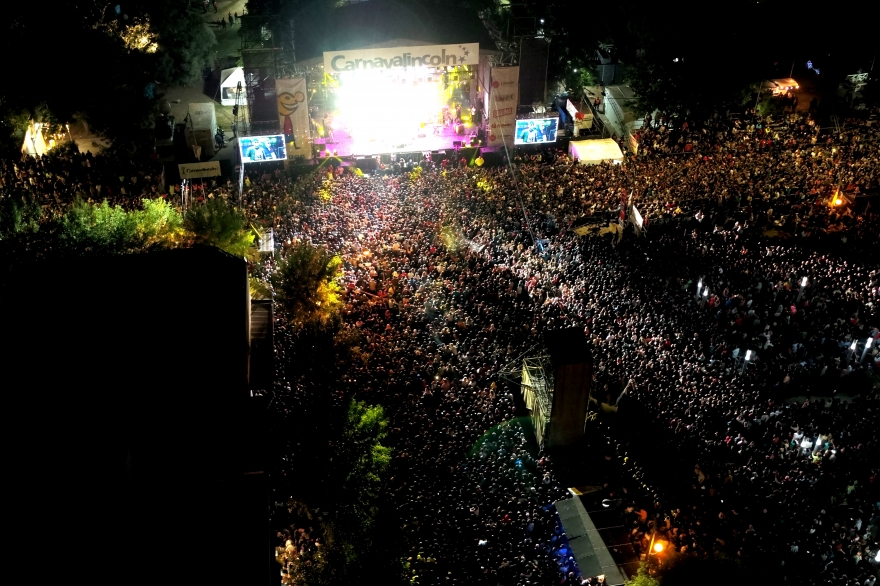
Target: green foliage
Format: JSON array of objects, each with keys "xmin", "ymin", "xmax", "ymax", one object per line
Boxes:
[
  {"xmin": 152, "ymin": 9, "xmax": 217, "ymax": 86},
  {"xmin": 59, "ymin": 197, "xmax": 183, "ymax": 254},
  {"xmin": 270, "ymin": 241, "xmax": 343, "ymax": 327},
  {"xmin": 563, "ymin": 66, "xmax": 599, "ymax": 98},
  {"xmin": 250, "ymin": 277, "xmax": 274, "ymax": 300},
  {"xmin": 333, "ymin": 399, "xmax": 392, "ymax": 544},
  {"xmin": 625, "ymin": 563, "xmax": 660, "ymax": 586},
  {"xmin": 756, "ymin": 96, "xmax": 785, "ymax": 118},
  {"xmin": 0, "ymin": 193, "xmax": 44, "ymax": 239},
  {"xmin": 183, "ymin": 198, "xmax": 255, "ymax": 257},
  {"xmin": 60, "ymin": 199, "xmax": 139, "ymax": 253}
]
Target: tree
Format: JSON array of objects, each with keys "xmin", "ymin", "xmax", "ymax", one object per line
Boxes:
[
  {"xmin": 59, "ymin": 198, "xmax": 184, "ymax": 254},
  {"xmin": 0, "ymin": 191, "xmax": 43, "ymax": 240},
  {"xmin": 625, "ymin": 563, "xmax": 660, "ymax": 586},
  {"xmin": 270, "ymin": 242, "xmax": 343, "ymax": 327},
  {"xmin": 331, "ymin": 399, "xmax": 392, "ymax": 556},
  {"xmin": 150, "ymin": 6, "xmax": 218, "ymax": 86},
  {"xmin": 183, "ymin": 198, "xmax": 255, "ymax": 257}
]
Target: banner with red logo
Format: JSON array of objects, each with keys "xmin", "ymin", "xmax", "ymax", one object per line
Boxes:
[{"xmin": 488, "ymin": 66, "xmax": 519, "ymax": 148}]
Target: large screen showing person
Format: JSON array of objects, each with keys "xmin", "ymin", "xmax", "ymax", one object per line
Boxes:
[
  {"xmin": 514, "ymin": 118, "xmax": 558, "ymax": 145},
  {"xmin": 239, "ymin": 135, "xmax": 287, "ymax": 163}
]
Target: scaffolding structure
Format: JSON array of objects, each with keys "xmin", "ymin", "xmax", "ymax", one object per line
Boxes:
[
  {"xmin": 521, "ymin": 355, "xmax": 553, "ymax": 446},
  {"xmin": 240, "ymin": 15, "xmax": 281, "ymax": 136}
]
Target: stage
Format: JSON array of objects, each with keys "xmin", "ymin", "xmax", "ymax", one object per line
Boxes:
[{"xmin": 312, "ymin": 123, "xmax": 477, "ymax": 158}]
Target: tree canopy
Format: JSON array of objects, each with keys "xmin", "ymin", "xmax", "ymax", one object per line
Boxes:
[
  {"xmin": 183, "ymin": 198, "xmax": 255, "ymax": 258},
  {"xmin": 270, "ymin": 241, "xmax": 344, "ymax": 327},
  {"xmin": 3, "ymin": 1, "xmax": 216, "ymax": 153},
  {"xmin": 59, "ymin": 197, "xmax": 184, "ymax": 254}
]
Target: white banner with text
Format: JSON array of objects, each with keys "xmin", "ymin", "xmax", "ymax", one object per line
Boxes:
[
  {"xmin": 487, "ymin": 66, "xmax": 519, "ymax": 148},
  {"xmin": 324, "ymin": 43, "xmax": 480, "ymax": 72},
  {"xmin": 178, "ymin": 161, "xmax": 221, "ymax": 179}
]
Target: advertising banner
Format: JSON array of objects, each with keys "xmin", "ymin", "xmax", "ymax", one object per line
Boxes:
[
  {"xmin": 488, "ymin": 66, "xmax": 519, "ymax": 148},
  {"xmin": 178, "ymin": 161, "xmax": 221, "ymax": 179},
  {"xmin": 324, "ymin": 43, "xmax": 479, "ymax": 72},
  {"xmin": 275, "ymin": 78, "xmax": 310, "ymax": 158}
]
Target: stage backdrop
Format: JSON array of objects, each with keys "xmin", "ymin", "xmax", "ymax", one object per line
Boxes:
[
  {"xmin": 323, "ymin": 43, "xmax": 480, "ymax": 72},
  {"xmin": 488, "ymin": 66, "xmax": 519, "ymax": 148},
  {"xmin": 275, "ymin": 78, "xmax": 310, "ymax": 158}
]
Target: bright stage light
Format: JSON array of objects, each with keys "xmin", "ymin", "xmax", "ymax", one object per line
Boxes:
[{"xmin": 332, "ymin": 68, "xmax": 449, "ymax": 148}]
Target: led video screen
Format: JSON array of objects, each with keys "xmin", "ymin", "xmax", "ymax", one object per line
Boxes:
[
  {"xmin": 239, "ymin": 135, "xmax": 287, "ymax": 163},
  {"xmin": 514, "ymin": 118, "xmax": 558, "ymax": 145}
]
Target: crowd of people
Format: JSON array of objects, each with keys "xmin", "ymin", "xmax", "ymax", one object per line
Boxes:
[
  {"xmin": 4, "ymin": 103, "xmax": 878, "ymax": 586},
  {"xmin": 254, "ymin": 107, "xmax": 879, "ymax": 586},
  {"xmin": 0, "ymin": 146, "xmax": 166, "ymax": 216}
]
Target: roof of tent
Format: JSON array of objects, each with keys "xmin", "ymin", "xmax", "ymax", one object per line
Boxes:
[
  {"xmin": 569, "ymin": 139, "xmax": 624, "ymax": 164},
  {"xmin": 220, "ymin": 67, "xmax": 244, "ymax": 88},
  {"xmin": 187, "ymin": 103, "xmax": 216, "ymax": 131}
]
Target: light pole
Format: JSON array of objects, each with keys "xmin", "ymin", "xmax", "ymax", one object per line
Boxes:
[
  {"xmin": 860, "ymin": 338, "xmax": 873, "ymax": 363},
  {"xmin": 742, "ymin": 349, "xmax": 752, "ymax": 374}
]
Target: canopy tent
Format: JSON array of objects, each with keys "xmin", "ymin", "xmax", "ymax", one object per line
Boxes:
[
  {"xmin": 219, "ymin": 67, "xmax": 245, "ymax": 106},
  {"xmin": 21, "ymin": 122, "xmax": 50, "ymax": 156},
  {"xmin": 568, "ymin": 138, "xmax": 623, "ymax": 165}
]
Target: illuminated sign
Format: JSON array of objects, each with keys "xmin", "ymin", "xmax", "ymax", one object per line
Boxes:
[{"xmin": 324, "ymin": 43, "xmax": 480, "ymax": 72}]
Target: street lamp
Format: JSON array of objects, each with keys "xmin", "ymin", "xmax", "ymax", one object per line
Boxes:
[
  {"xmin": 742, "ymin": 349, "xmax": 753, "ymax": 374},
  {"xmin": 798, "ymin": 277, "xmax": 808, "ymax": 302}
]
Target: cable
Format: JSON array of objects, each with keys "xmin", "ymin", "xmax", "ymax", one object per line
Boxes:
[{"xmin": 490, "ymin": 77, "xmax": 538, "ymax": 249}]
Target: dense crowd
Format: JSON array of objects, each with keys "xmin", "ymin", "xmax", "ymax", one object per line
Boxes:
[
  {"xmin": 0, "ymin": 147, "xmax": 166, "ymax": 215},
  {"xmin": 257, "ymin": 108, "xmax": 879, "ymax": 586},
  {"xmin": 5, "ymin": 105, "xmax": 878, "ymax": 586}
]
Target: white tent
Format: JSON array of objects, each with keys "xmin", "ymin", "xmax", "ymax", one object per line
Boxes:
[
  {"xmin": 21, "ymin": 122, "xmax": 49, "ymax": 156},
  {"xmin": 219, "ymin": 67, "xmax": 245, "ymax": 106},
  {"xmin": 569, "ymin": 138, "xmax": 624, "ymax": 165}
]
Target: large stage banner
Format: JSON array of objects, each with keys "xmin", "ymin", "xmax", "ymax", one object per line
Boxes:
[
  {"xmin": 488, "ymin": 66, "xmax": 519, "ymax": 148},
  {"xmin": 324, "ymin": 43, "xmax": 479, "ymax": 72},
  {"xmin": 275, "ymin": 78, "xmax": 309, "ymax": 158}
]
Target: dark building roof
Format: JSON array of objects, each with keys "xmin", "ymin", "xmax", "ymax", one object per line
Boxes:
[
  {"xmin": 544, "ymin": 327, "xmax": 591, "ymax": 367},
  {"xmin": 2, "ymin": 247, "xmax": 267, "ymax": 586},
  {"xmin": 293, "ymin": 0, "xmax": 495, "ymax": 61}
]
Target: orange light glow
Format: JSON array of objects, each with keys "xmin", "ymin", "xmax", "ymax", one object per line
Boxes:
[
  {"xmin": 834, "ymin": 198, "xmax": 843, "ymax": 206},
  {"xmin": 653, "ymin": 542, "xmax": 664, "ymax": 553}
]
